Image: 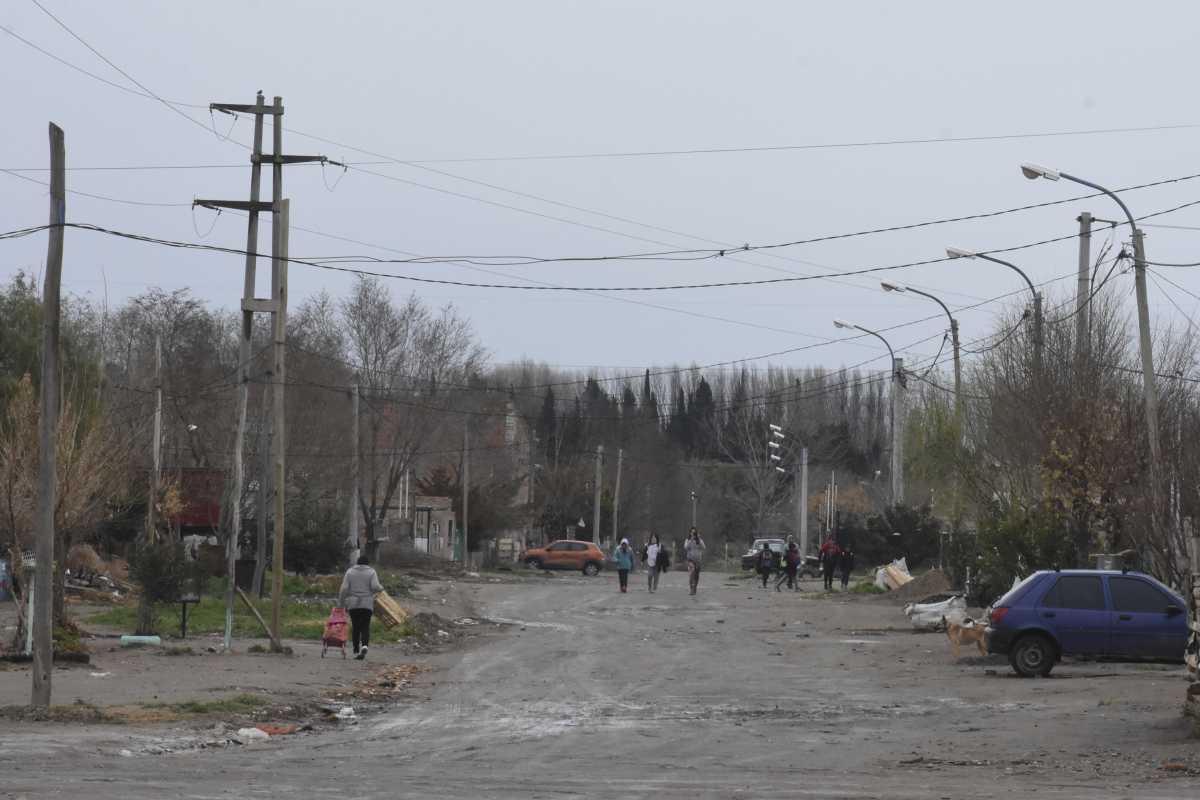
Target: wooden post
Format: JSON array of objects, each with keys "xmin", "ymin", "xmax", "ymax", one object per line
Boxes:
[
  {"xmin": 347, "ymin": 382, "xmax": 360, "ymax": 564},
  {"xmin": 269, "ymin": 199, "xmax": 289, "ymax": 649},
  {"xmin": 611, "ymin": 448, "xmax": 623, "ymax": 545},
  {"xmin": 461, "ymin": 419, "xmax": 469, "ymax": 563},
  {"xmin": 593, "ymin": 444, "xmax": 604, "ymax": 546},
  {"xmin": 252, "ymin": 377, "xmax": 270, "ymax": 596},
  {"xmin": 224, "ymin": 92, "xmax": 265, "ymax": 650},
  {"xmin": 32, "ymin": 123, "xmax": 64, "ymax": 707},
  {"xmin": 147, "ymin": 335, "xmax": 162, "ymax": 543}
]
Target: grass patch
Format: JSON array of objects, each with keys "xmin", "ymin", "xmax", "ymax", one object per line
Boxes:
[
  {"xmin": 144, "ymin": 693, "xmax": 267, "ymax": 716},
  {"xmin": 87, "ymin": 595, "xmax": 416, "ymax": 643},
  {"xmin": 850, "ymin": 580, "xmax": 885, "ymax": 594},
  {"xmin": 0, "ymin": 700, "xmax": 118, "ymax": 723},
  {"xmin": 162, "ymin": 645, "xmax": 193, "ymax": 656}
]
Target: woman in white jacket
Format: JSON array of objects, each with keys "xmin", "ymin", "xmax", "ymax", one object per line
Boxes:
[
  {"xmin": 338, "ymin": 555, "xmax": 384, "ymax": 660},
  {"xmin": 644, "ymin": 533, "xmax": 664, "ymax": 593}
]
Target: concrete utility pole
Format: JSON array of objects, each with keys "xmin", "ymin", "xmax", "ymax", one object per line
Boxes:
[
  {"xmin": 798, "ymin": 447, "xmax": 809, "ymax": 555},
  {"xmin": 32, "ymin": 122, "xmax": 64, "ymax": 707},
  {"xmin": 269, "ymin": 200, "xmax": 290, "ymax": 649},
  {"xmin": 461, "ymin": 420, "xmax": 469, "ymax": 563},
  {"xmin": 347, "ymin": 382, "xmax": 360, "ymax": 564},
  {"xmin": 892, "ymin": 358, "xmax": 905, "ymax": 505},
  {"xmin": 1075, "ymin": 212, "xmax": 1093, "ymax": 359},
  {"xmin": 147, "ymin": 335, "xmax": 162, "ymax": 544},
  {"xmin": 611, "ymin": 448, "xmax": 623, "ymax": 545},
  {"xmin": 593, "ymin": 444, "xmax": 604, "ymax": 546}
]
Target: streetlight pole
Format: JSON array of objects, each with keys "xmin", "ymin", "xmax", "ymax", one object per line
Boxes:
[
  {"xmin": 946, "ymin": 247, "xmax": 1042, "ymax": 371},
  {"xmin": 834, "ymin": 319, "xmax": 904, "ymax": 504},
  {"xmin": 1020, "ymin": 163, "xmax": 1164, "ymax": 544},
  {"xmin": 881, "ymin": 281, "xmax": 962, "ymax": 426}
]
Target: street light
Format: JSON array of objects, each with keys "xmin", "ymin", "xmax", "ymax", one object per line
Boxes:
[
  {"xmin": 1020, "ymin": 162, "xmax": 1164, "ymax": 540},
  {"xmin": 833, "ymin": 319, "xmax": 904, "ymax": 503},
  {"xmin": 880, "ymin": 281, "xmax": 962, "ymax": 424},
  {"xmin": 945, "ymin": 246, "xmax": 1043, "ymax": 367}
]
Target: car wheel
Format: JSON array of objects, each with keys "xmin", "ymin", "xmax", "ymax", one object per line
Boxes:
[
  {"xmin": 1009, "ymin": 634, "xmax": 1055, "ymax": 678},
  {"xmin": 582, "ymin": 562, "xmax": 600, "ymax": 576},
  {"xmin": 525, "ymin": 558, "xmax": 543, "ymax": 570}
]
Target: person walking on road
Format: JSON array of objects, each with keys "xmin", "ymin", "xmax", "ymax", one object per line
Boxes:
[
  {"xmin": 777, "ymin": 537, "xmax": 801, "ymax": 592},
  {"xmin": 838, "ymin": 546, "xmax": 855, "ymax": 591},
  {"xmin": 338, "ymin": 554, "xmax": 383, "ymax": 660},
  {"xmin": 614, "ymin": 538, "xmax": 635, "ymax": 593},
  {"xmin": 684, "ymin": 527, "xmax": 706, "ymax": 596},
  {"xmin": 755, "ymin": 541, "xmax": 775, "ymax": 589},
  {"xmin": 643, "ymin": 533, "xmax": 666, "ymax": 593},
  {"xmin": 819, "ymin": 534, "xmax": 841, "ymax": 592}
]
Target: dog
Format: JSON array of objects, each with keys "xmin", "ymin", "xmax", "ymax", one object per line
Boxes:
[{"xmin": 943, "ymin": 615, "xmax": 986, "ymax": 658}]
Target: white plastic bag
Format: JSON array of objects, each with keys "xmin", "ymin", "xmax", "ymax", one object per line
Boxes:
[{"xmin": 903, "ymin": 595, "xmax": 967, "ymax": 630}]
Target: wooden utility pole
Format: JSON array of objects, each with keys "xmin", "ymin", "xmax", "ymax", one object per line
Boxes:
[
  {"xmin": 252, "ymin": 375, "xmax": 270, "ymax": 596},
  {"xmin": 32, "ymin": 122, "xmax": 64, "ymax": 707},
  {"xmin": 269, "ymin": 200, "xmax": 290, "ymax": 648},
  {"xmin": 1075, "ymin": 212, "xmax": 1093, "ymax": 360},
  {"xmin": 611, "ymin": 448, "xmax": 623, "ymax": 545},
  {"xmin": 347, "ymin": 382, "xmax": 360, "ymax": 563},
  {"xmin": 196, "ymin": 93, "xmax": 326, "ymax": 649},
  {"xmin": 461, "ymin": 420, "xmax": 469, "ymax": 563},
  {"xmin": 891, "ymin": 358, "xmax": 906, "ymax": 505},
  {"xmin": 592, "ymin": 444, "xmax": 604, "ymax": 546},
  {"xmin": 798, "ymin": 447, "xmax": 809, "ymax": 555},
  {"xmin": 147, "ymin": 335, "xmax": 162, "ymax": 544}
]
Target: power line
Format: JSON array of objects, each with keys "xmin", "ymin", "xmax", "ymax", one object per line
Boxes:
[
  {"xmin": 335, "ymin": 124, "xmax": 1200, "ymax": 164},
  {"xmin": 27, "ymin": 0, "xmax": 218, "ymax": 137}
]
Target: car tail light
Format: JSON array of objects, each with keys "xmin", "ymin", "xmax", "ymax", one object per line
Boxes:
[{"xmin": 989, "ymin": 607, "xmax": 1010, "ymax": 626}]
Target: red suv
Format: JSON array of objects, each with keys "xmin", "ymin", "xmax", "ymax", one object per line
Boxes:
[{"xmin": 523, "ymin": 540, "xmax": 605, "ymax": 576}]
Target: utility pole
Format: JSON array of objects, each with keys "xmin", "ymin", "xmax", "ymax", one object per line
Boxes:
[
  {"xmin": 891, "ymin": 358, "xmax": 906, "ymax": 505},
  {"xmin": 593, "ymin": 444, "xmax": 604, "ymax": 546},
  {"xmin": 195, "ymin": 93, "xmax": 326, "ymax": 651},
  {"xmin": 690, "ymin": 491, "xmax": 697, "ymax": 528},
  {"xmin": 1075, "ymin": 212, "xmax": 1093, "ymax": 360},
  {"xmin": 147, "ymin": 335, "xmax": 162, "ymax": 544},
  {"xmin": 461, "ymin": 420, "xmax": 469, "ymax": 563},
  {"xmin": 252, "ymin": 379, "xmax": 270, "ymax": 597},
  {"xmin": 347, "ymin": 382, "xmax": 360, "ymax": 564},
  {"xmin": 798, "ymin": 447, "xmax": 809, "ymax": 555},
  {"xmin": 269, "ymin": 199, "xmax": 290, "ymax": 649},
  {"xmin": 32, "ymin": 122, "xmax": 64, "ymax": 707},
  {"xmin": 611, "ymin": 448, "xmax": 623, "ymax": 545}
]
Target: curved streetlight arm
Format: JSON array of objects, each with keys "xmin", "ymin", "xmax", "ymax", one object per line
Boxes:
[
  {"xmin": 975, "ymin": 252, "xmax": 1038, "ymax": 300},
  {"xmin": 1058, "ymin": 172, "xmax": 1137, "ymax": 234},
  {"xmin": 903, "ymin": 286, "xmax": 955, "ymax": 328},
  {"xmin": 853, "ymin": 324, "xmax": 897, "ymax": 371}
]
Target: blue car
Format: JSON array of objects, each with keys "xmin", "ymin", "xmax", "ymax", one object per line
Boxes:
[{"xmin": 984, "ymin": 569, "xmax": 1188, "ymax": 677}]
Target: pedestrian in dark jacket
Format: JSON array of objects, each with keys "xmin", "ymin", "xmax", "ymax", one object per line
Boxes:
[
  {"xmin": 839, "ymin": 547, "xmax": 855, "ymax": 590},
  {"xmin": 338, "ymin": 555, "xmax": 384, "ymax": 659},
  {"xmin": 819, "ymin": 534, "xmax": 841, "ymax": 591},
  {"xmin": 776, "ymin": 538, "xmax": 801, "ymax": 591},
  {"xmin": 756, "ymin": 542, "xmax": 775, "ymax": 588}
]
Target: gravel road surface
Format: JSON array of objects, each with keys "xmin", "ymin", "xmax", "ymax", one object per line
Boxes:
[{"xmin": 3, "ymin": 571, "xmax": 1197, "ymax": 798}]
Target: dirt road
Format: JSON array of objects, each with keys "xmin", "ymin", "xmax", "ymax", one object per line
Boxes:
[{"xmin": 3, "ymin": 571, "xmax": 1198, "ymax": 798}]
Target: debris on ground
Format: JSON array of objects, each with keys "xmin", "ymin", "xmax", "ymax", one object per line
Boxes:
[
  {"xmin": 874, "ymin": 558, "xmax": 913, "ymax": 591},
  {"xmin": 255, "ymin": 722, "xmax": 299, "ymax": 736},
  {"xmin": 374, "ymin": 590, "xmax": 409, "ymax": 628},
  {"xmin": 903, "ymin": 595, "xmax": 967, "ymax": 630},
  {"xmin": 235, "ymin": 727, "xmax": 270, "ymax": 742},
  {"xmin": 330, "ymin": 663, "xmax": 431, "ymax": 702},
  {"xmin": 884, "ymin": 569, "xmax": 953, "ymax": 603}
]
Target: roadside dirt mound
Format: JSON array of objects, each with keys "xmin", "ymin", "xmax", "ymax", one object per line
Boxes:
[{"xmin": 882, "ymin": 569, "xmax": 952, "ymax": 603}]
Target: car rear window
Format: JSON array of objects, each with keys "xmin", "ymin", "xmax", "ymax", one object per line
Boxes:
[
  {"xmin": 994, "ymin": 573, "xmax": 1038, "ymax": 607},
  {"xmin": 1040, "ymin": 576, "xmax": 1105, "ymax": 610},
  {"xmin": 1109, "ymin": 577, "xmax": 1170, "ymax": 613}
]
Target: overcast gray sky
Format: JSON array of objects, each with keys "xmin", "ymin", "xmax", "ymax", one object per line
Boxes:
[{"xmin": 4, "ymin": 1, "xmax": 1199, "ymax": 375}]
